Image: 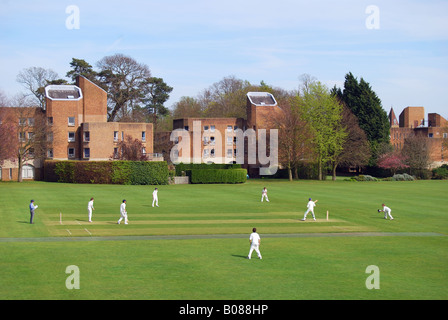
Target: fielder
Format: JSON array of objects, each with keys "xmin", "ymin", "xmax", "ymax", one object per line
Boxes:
[
  {"xmin": 301, "ymin": 198, "xmax": 318, "ymax": 221},
  {"xmin": 247, "ymin": 227, "xmax": 262, "ymax": 259},
  {"xmin": 379, "ymin": 204, "xmax": 394, "ymax": 220},
  {"xmin": 261, "ymin": 187, "xmax": 269, "ymax": 202},
  {"xmin": 87, "ymin": 197, "xmax": 94, "ymax": 222},
  {"xmin": 152, "ymin": 188, "xmax": 159, "ymax": 207},
  {"xmin": 117, "ymin": 199, "xmax": 128, "ymax": 224},
  {"xmin": 29, "ymin": 200, "xmax": 38, "ymax": 224}
]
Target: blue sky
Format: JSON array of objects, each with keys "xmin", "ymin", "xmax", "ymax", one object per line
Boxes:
[{"xmin": 1, "ymin": 0, "xmax": 447, "ymax": 118}]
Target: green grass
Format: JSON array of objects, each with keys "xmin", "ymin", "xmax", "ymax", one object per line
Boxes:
[{"xmin": 0, "ymin": 179, "xmax": 447, "ymax": 300}]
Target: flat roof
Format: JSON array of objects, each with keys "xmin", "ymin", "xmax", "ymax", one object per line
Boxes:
[
  {"xmin": 45, "ymin": 85, "xmax": 83, "ymax": 101},
  {"xmin": 247, "ymin": 92, "xmax": 277, "ymax": 106}
]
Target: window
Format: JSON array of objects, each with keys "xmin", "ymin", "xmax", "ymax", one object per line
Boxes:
[
  {"xmin": 28, "ymin": 118, "xmax": 34, "ymax": 126},
  {"xmin": 68, "ymin": 117, "xmax": 75, "ymax": 126},
  {"xmin": 19, "ymin": 132, "xmax": 26, "ymax": 142},
  {"xmin": 428, "ymin": 133, "xmax": 433, "ymax": 138},
  {"xmin": 84, "ymin": 131, "xmax": 90, "ymax": 142},
  {"xmin": 47, "ymin": 132, "xmax": 53, "ymax": 142},
  {"xmin": 114, "ymin": 131, "xmax": 119, "ymax": 142},
  {"xmin": 68, "ymin": 148, "xmax": 75, "ymax": 158},
  {"xmin": 227, "ymin": 136, "xmax": 233, "ymax": 145},
  {"xmin": 22, "ymin": 165, "xmax": 34, "ymax": 179},
  {"xmin": 142, "ymin": 147, "xmax": 146, "ymax": 155},
  {"xmin": 210, "ymin": 125, "xmax": 215, "ymax": 132},
  {"xmin": 84, "ymin": 148, "xmax": 90, "ymax": 158},
  {"xmin": 210, "ymin": 149, "xmax": 215, "ymax": 158},
  {"xmin": 19, "ymin": 118, "xmax": 26, "ymax": 125},
  {"xmin": 203, "ymin": 149, "xmax": 209, "ymax": 158},
  {"xmin": 443, "ymin": 133, "xmax": 447, "ymax": 139},
  {"xmin": 113, "ymin": 148, "xmax": 119, "ymax": 159},
  {"xmin": 227, "ymin": 149, "xmax": 233, "ymax": 158},
  {"xmin": 204, "ymin": 125, "xmax": 209, "ymax": 131},
  {"xmin": 142, "ymin": 131, "xmax": 146, "ymax": 142},
  {"xmin": 227, "ymin": 125, "xmax": 232, "ymax": 132},
  {"xmin": 234, "ymin": 126, "xmax": 238, "ymax": 131},
  {"xmin": 203, "ymin": 136, "xmax": 210, "ymax": 145},
  {"xmin": 210, "ymin": 136, "xmax": 215, "ymax": 145},
  {"xmin": 68, "ymin": 132, "xmax": 75, "ymax": 142},
  {"xmin": 184, "ymin": 126, "xmax": 189, "ymax": 131},
  {"xmin": 47, "ymin": 117, "xmax": 53, "ymax": 125},
  {"xmin": 47, "ymin": 149, "xmax": 53, "ymax": 158},
  {"xmin": 27, "ymin": 132, "xmax": 34, "ymax": 140}
]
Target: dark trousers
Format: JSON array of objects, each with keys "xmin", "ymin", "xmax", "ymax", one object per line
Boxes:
[{"xmin": 30, "ymin": 211, "xmax": 35, "ymax": 224}]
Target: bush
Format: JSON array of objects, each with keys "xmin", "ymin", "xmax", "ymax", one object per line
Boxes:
[
  {"xmin": 175, "ymin": 163, "xmax": 241, "ymax": 176},
  {"xmin": 190, "ymin": 169, "xmax": 247, "ymax": 184},
  {"xmin": 44, "ymin": 160, "xmax": 169, "ymax": 185},
  {"xmin": 351, "ymin": 174, "xmax": 378, "ymax": 181},
  {"xmin": 432, "ymin": 164, "xmax": 448, "ymax": 180},
  {"xmin": 392, "ymin": 173, "xmax": 415, "ymax": 181}
]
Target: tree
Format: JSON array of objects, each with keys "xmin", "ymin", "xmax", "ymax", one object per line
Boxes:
[
  {"xmin": 270, "ymin": 97, "xmax": 313, "ymax": 181},
  {"xmin": 0, "ymin": 107, "xmax": 17, "ymax": 166},
  {"xmin": 335, "ymin": 72, "xmax": 390, "ymax": 163},
  {"xmin": 300, "ymin": 81, "xmax": 346, "ymax": 180},
  {"xmin": 401, "ymin": 133, "xmax": 431, "ymax": 173},
  {"xmin": 141, "ymin": 77, "xmax": 173, "ymax": 127},
  {"xmin": 332, "ymin": 102, "xmax": 371, "ymax": 175},
  {"xmin": 66, "ymin": 58, "xmax": 99, "ymax": 85},
  {"xmin": 377, "ymin": 152, "xmax": 409, "ymax": 175},
  {"xmin": 96, "ymin": 54, "xmax": 152, "ymax": 121},
  {"xmin": 172, "ymin": 96, "xmax": 204, "ymax": 118},
  {"xmin": 7, "ymin": 96, "xmax": 52, "ymax": 181},
  {"xmin": 113, "ymin": 135, "xmax": 149, "ymax": 161},
  {"xmin": 16, "ymin": 67, "xmax": 59, "ymax": 109}
]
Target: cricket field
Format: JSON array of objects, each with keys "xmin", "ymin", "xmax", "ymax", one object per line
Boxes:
[{"xmin": 0, "ymin": 179, "xmax": 447, "ymax": 301}]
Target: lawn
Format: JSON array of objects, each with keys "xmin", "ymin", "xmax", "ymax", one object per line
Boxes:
[{"xmin": 0, "ymin": 179, "xmax": 447, "ymax": 301}]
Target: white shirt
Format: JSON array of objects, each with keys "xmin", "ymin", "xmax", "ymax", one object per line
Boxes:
[
  {"xmin": 153, "ymin": 190, "xmax": 158, "ymax": 198},
  {"xmin": 383, "ymin": 206, "xmax": 391, "ymax": 213},
  {"xmin": 120, "ymin": 202, "xmax": 127, "ymax": 214},
  {"xmin": 262, "ymin": 188, "xmax": 267, "ymax": 195},
  {"xmin": 307, "ymin": 200, "xmax": 316, "ymax": 209},
  {"xmin": 88, "ymin": 200, "xmax": 94, "ymax": 210},
  {"xmin": 250, "ymin": 232, "xmax": 261, "ymax": 246}
]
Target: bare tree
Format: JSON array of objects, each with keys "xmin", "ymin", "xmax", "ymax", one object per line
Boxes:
[
  {"xmin": 401, "ymin": 133, "xmax": 431, "ymax": 172},
  {"xmin": 112, "ymin": 135, "xmax": 149, "ymax": 161},
  {"xmin": 16, "ymin": 67, "xmax": 59, "ymax": 109}
]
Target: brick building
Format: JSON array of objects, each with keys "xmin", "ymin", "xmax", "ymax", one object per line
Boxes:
[
  {"xmin": 389, "ymin": 106, "xmax": 448, "ymax": 167},
  {"xmin": 170, "ymin": 92, "xmax": 282, "ymax": 176},
  {"xmin": 0, "ymin": 75, "xmax": 159, "ymax": 181}
]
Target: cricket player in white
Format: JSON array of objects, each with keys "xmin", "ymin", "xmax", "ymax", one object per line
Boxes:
[
  {"xmin": 379, "ymin": 204, "xmax": 394, "ymax": 220},
  {"xmin": 248, "ymin": 227, "xmax": 262, "ymax": 259},
  {"xmin": 301, "ymin": 198, "xmax": 318, "ymax": 221},
  {"xmin": 261, "ymin": 187, "xmax": 269, "ymax": 202},
  {"xmin": 87, "ymin": 197, "xmax": 94, "ymax": 222},
  {"xmin": 118, "ymin": 199, "xmax": 128, "ymax": 224},
  {"xmin": 152, "ymin": 188, "xmax": 159, "ymax": 207}
]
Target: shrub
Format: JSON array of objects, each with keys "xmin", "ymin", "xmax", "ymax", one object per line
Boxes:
[
  {"xmin": 392, "ymin": 173, "xmax": 415, "ymax": 181},
  {"xmin": 432, "ymin": 164, "xmax": 448, "ymax": 180},
  {"xmin": 190, "ymin": 169, "xmax": 247, "ymax": 184},
  {"xmin": 352, "ymin": 174, "xmax": 378, "ymax": 181},
  {"xmin": 44, "ymin": 160, "xmax": 169, "ymax": 185}
]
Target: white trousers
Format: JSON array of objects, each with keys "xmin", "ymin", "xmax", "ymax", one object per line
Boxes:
[
  {"xmin": 88, "ymin": 209, "xmax": 93, "ymax": 222},
  {"xmin": 303, "ymin": 208, "xmax": 315, "ymax": 219},
  {"xmin": 248, "ymin": 244, "xmax": 262, "ymax": 259},
  {"xmin": 118, "ymin": 212, "xmax": 128, "ymax": 224},
  {"xmin": 152, "ymin": 197, "xmax": 158, "ymax": 207},
  {"xmin": 261, "ymin": 194, "xmax": 269, "ymax": 202}
]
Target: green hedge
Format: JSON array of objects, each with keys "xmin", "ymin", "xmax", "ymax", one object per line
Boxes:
[
  {"xmin": 44, "ymin": 160, "xmax": 169, "ymax": 185},
  {"xmin": 175, "ymin": 163, "xmax": 241, "ymax": 176},
  {"xmin": 190, "ymin": 169, "xmax": 247, "ymax": 184}
]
